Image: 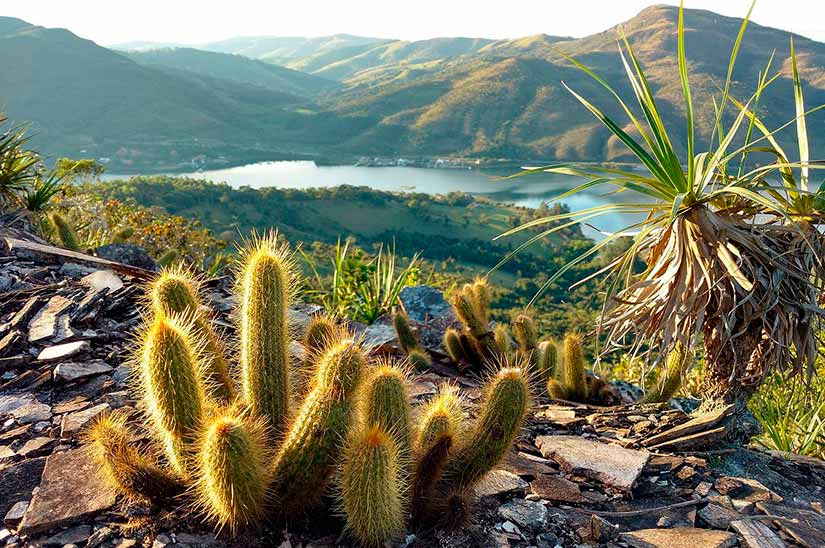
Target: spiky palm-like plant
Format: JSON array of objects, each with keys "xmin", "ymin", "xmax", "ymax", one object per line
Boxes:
[
  {"xmin": 498, "ymin": 1, "xmax": 825, "ymax": 409},
  {"xmin": 89, "ymin": 231, "xmax": 532, "ymax": 543}
]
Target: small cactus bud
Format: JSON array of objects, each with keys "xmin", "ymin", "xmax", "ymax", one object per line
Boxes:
[
  {"xmin": 50, "ymin": 212, "xmax": 81, "ymax": 251},
  {"xmin": 392, "ymin": 309, "xmax": 419, "ymax": 354},
  {"xmin": 642, "ymin": 342, "xmax": 689, "ymax": 403},
  {"xmin": 563, "ymin": 333, "xmax": 587, "ymax": 401}
]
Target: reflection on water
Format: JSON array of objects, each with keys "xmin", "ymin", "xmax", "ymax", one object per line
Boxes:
[{"xmin": 108, "ymin": 161, "xmax": 651, "ymax": 238}]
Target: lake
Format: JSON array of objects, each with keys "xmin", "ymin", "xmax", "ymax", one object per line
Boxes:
[{"xmin": 109, "ymin": 161, "xmax": 649, "ymax": 237}]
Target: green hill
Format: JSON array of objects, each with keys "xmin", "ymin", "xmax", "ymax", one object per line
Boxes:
[
  {"xmin": 0, "ymin": 17, "xmax": 369, "ymax": 168},
  {"xmin": 127, "ymin": 47, "xmax": 340, "ymax": 97}
]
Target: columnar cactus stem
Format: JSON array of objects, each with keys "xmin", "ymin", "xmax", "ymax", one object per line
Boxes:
[
  {"xmin": 269, "ymin": 339, "xmax": 365, "ymax": 513},
  {"xmin": 642, "ymin": 342, "xmax": 689, "ymax": 403},
  {"xmin": 138, "ymin": 315, "xmax": 207, "ymax": 475},
  {"xmin": 362, "ymin": 362, "xmax": 411, "ymax": 456},
  {"xmin": 87, "ymin": 411, "xmax": 182, "ymax": 503},
  {"xmin": 238, "ymin": 233, "xmax": 294, "ymax": 435},
  {"xmin": 342, "ymin": 425, "xmax": 404, "ymax": 547},
  {"xmin": 195, "ymin": 413, "xmax": 272, "ymax": 532},
  {"xmin": 442, "ymin": 367, "xmax": 529, "ymax": 491},
  {"xmin": 563, "ymin": 333, "xmax": 588, "ymax": 401},
  {"xmin": 150, "ymin": 267, "xmax": 234, "ymax": 402},
  {"xmin": 50, "ymin": 212, "xmax": 81, "ymax": 251}
]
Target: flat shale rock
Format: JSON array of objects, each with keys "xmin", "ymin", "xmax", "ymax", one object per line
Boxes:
[
  {"xmin": 473, "ymin": 469, "xmax": 528, "ymax": 498},
  {"xmin": 535, "ymin": 435, "xmax": 649, "ymax": 490},
  {"xmin": 530, "ymin": 474, "xmax": 587, "ymax": 503},
  {"xmin": 497, "ymin": 499, "xmax": 547, "ymax": 531},
  {"xmin": 60, "ymin": 402, "xmax": 110, "ymax": 437},
  {"xmin": 27, "ymin": 296, "xmax": 74, "ymax": 343},
  {"xmin": 730, "ymin": 519, "xmax": 786, "ymax": 548},
  {"xmin": 0, "ymin": 457, "xmax": 45, "ymax": 517},
  {"xmin": 756, "ymin": 502, "xmax": 825, "ymax": 548},
  {"xmin": 18, "ymin": 447, "xmax": 117, "ymax": 535},
  {"xmin": 53, "ymin": 360, "xmax": 112, "ymax": 383},
  {"xmin": 37, "ymin": 340, "xmax": 90, "ymax": 362},
  {"xmin": 399, "ymin": 285, "xmax": 454, "ymax": 323},
  {"xmin": 622, "ymin": 528, "xmax": 737, "ymax": 548}
]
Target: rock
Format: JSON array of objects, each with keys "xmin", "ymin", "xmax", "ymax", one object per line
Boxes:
[
  {"xmin": 18, "ymin": 448, "xmax": 118, "ymax": 535},
  {"xmin": 473, "ymin": 469, "xmax": 528, "ymax": 498},
  {"xmin": 95, "ymin": 244, "xmax": 157, "ymax": 270},
  {"xmin": 81, "ymin": 270, "xmax": 123, "ymax": 292},
  {"xmin": 756, "ymin": 502, "xmax": 825, "ymax": 548},
  {"xmin": 535, "ymin": 435, "xmax": 649, "ymax": 490},
  {"xmin": 37, "ymin": 341, "xmax": 91, "ymax": 362},
  {"xmin": 53, "ymin": 360, "xmax": 112, "ymax": 382},
  {"xmin": 498, "ymin": 499, "xmax": 547, "ymax": 531},
  {"xmin": 578, "ymin": 514, "xmax": 619, "ymax": 544},
  {"xmin": 714, "ymin": 477, "xmax": 781, "ymax": 503},
  {"xmin": 0, "ymin": 457, "xmax": 45, "ymax": 517},
  {"xmin": 175, "ymin": 532, "xmax": 222, "ymax": 546},
  {"xmin": 530, "ymin": 474, "xmax": 587, "ymax": 503},
  {"xmin": 28, "ymin": 296, "xmax": 76, "ymax": 343},
  {"xmin": 730, "ymin": 519, "xmax": 787, "ymax": 548},
  {"xmin": 3, "ymin": 501, "xmax": 28, "ymax": 527},
  {"xmin": 0, "ymin": 394, "xmax": 36, "ymax": 415},
  {"xmin": 622, "ymin": 528, "xmax": 737, "ymax": 548},
  {"xmin": 16, "ymin": 436, "xmax": 56, "ymax": 458},
  {"xmin": 43, "ymin": 524, "xmax": 91, "ymax": 546},
  {"xmin": 86, "ymin": 526, "xmax": 114, "ymax": 548},
  {"xmin": 11, "ymin": 400, "xmax": 52, "ymax": 424},
  {"xmin": 356, "ymin": 321, "xmax": 397, "ymax": 351},
  {"xmin": 112, "ymin": 365, "xmax": 130, "ymax": 386},
  {"xmin": 399, "ymin": 285, "xmax": 454, "ymax": 323},
  {"xmin": 697, "ymin": 503, "xmax": 743, "ymax": 529},
  {"xmin": 60, "ymin": 403, "xmax": 110, "ymax": 437}
]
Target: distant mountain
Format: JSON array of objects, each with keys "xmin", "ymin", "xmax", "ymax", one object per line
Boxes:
[
  {"xmin": 109, "ymin": 40, "xmax": 186, "ymax": 52},
  {"xmin": 324, "ymin": 5, "xmax": 825, "ymax": 161},
  {"xmin": 127, "ymin": 47, "xmax": 339, "ymax": 97},
  {"xmin": 199, "ymin": 34, "xmax": 389, "ymax": 66},
  {"xmin": 3, "ymin": 6, "xmax": 825, "ymax": 169},
  {"xmin": 0, "ymin": 17, "xmax": 360, "ymax": 166}
]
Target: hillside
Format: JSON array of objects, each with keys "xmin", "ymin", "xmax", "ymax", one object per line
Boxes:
[
  {"xmin": 0, "ymin": 17, "xmax": 369, "ymax": 167},
  {"xmin": 3, "ymin": 6, "xmax": 825, "ymax": 168},
  {"xmin": 325, "ymin": 5, "xmax": 825, "ymax": 160},
  {"xmin": 127, "ymin": 47, "xmax": 340, "ymax": 97}
]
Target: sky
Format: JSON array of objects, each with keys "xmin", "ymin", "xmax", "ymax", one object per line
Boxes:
[{"xmin": 4, "ymin": 0, "xmax": 825, "ymax": 46}]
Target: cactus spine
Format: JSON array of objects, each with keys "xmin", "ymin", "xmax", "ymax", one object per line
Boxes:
[
  {"xmin": 269, "ymin": 340, "xmax": 364, "ymax": 513},
  {"xmin": 150, "ymin": 267, "xmax": 234, "ymax": 402},
  {"xmin": 196, "ymin": 413, "xmax": 272, "ymax": 531},
  {"xmin": 563, "ymin": 333, "xmax": 588, "ymax": 401},
  {"xmin": 238, "ymin": 234, "xmax": 293, "ymax": 435},
  {"xmin": 362, "ymin": 362, "xmax": 411, "ymax": 456},
  {"xmin": 642, "ymin": 342, "xmax": 689, "ymax": 403},
  {"xmin": 442, "ymin": 367, "xmax": 529, "ymax": 491},
  {"xmin": 139, "ymin": 315, "xmax": 207, "ymax": 475},
  {"xmin": 342, "ymin": 425, "xmax": 404, "ymax": 547},
  {"xmin": 50, "ymin": 212, "xmax": 81, "ymax": 251},
  {"xmin": 87, "ymin": 411, "xmax": 182, "ymax": 503}
]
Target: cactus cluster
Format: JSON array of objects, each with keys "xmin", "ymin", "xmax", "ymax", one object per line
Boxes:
[
  {"xmin": 391, "ymin": 309, "xmax": 432, "ymax": 370},
  {"xmin": 88, "ymin": 232, "xmax": 531, "ymax": 544},
  {"xmin": 543, "ymin": 333, "xmax": 615, "ymax": 405},
  {"xmin": 443, "ymin": 280, "xmax": 555, "ymax": 376}
]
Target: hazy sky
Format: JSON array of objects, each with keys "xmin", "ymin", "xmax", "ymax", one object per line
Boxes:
[{"xmin": 5, "ymin": 1, "xmax": 825, "ymax": 45}]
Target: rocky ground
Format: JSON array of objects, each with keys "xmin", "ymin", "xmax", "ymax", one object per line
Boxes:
[{"xmin": 2, "ymin": 227, "xmax": 825, "ymax": 548}]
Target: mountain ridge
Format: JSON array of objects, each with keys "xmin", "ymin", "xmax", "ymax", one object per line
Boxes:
[{"xmin": 2, "ymin": 7, "xmax": 825, "ymax": 169}]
